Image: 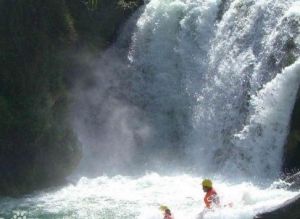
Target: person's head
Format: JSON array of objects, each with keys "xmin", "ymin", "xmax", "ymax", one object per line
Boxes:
[
  {"xmin": 202, "ymin": 179, "xmax": 213, "ymax": 192},
  {"xmin": 165, "ymin": 208, "xmax": 171, "ymax": 215},
  {"xmin": 159, "ymin": 205, "xmax": 171, "ymax": 215}
]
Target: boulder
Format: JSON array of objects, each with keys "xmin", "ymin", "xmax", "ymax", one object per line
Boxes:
[
  {"xmin": 283, "ymin": 88, "xmax": 300, "ymax": 172},
  {"xmin": 254, "ymin": 194, "xmax": 300, "ymax": 219}
]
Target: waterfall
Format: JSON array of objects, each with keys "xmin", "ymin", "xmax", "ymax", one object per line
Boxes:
[
  {"xmin": 186, "ymin": 0, "xmax": 300, "ymax": 178},
  {"xmin": 73, "ymin": 0, "xmax": 300, "ymax": 180},
  {"xmin": 1, "ymin": 1, "xmax": 300, "ymax": 218}
]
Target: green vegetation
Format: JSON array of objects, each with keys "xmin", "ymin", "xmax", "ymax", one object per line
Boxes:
[{"xmin": 0, "ymin": 0, "xmax": 142, "ymax": 196}]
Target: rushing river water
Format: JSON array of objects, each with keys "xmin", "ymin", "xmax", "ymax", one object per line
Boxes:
[
  {"xmin": 0, "ymin": 174, "xmax": 298, "ymax": 219},
  {"xmin": 1, "ymin": 0, "xmax": 300, "ymax": 218}
]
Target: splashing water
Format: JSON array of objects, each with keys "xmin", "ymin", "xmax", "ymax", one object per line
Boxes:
[
  {"xmin": 0, "ymin": 174, "xmax": 298, "ymax": 219},
  {"xmin": 187, "ymin": 0, "xmax": 300, "ymax": 178},
  {"xmin": 1, "ymin": 0, "xmax": 300, "ymax": 218},
  {"xmin": 73, "ymin": 0, "xmax": 300, "ymax": 177}
]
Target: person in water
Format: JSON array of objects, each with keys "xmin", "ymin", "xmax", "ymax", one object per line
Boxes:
[
  {"xmin": 198, "ymin": 179, "xmax": 221, "ymax": 219},
  {"xmin": 159, "ymin": 205, "xmax": 174, "ymax": 219},
  {"xmin": 202, "ymin": 179, "xmax": 220, "ymax": 209}
]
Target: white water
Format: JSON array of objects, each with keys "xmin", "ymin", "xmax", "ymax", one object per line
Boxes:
[
  {"xmin": 71, "ymin": 0, "xmax": 300, "ymax": 177},
  {"xmin": 1, "ymin": 0, "xmax": 300, "ymax": 218},
  {"xmin": 187, "ymin": 0, "xmax": 300, "ymax": 178},
  {"xmin": 0, "ymin": 174, "xmax": 298, "ymax": 219}
]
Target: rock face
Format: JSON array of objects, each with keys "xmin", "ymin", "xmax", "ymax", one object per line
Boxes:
[
  {"xmin": 0, "ymin": 0, "xmax": 142, "ymax": 196},
  {"xmin": 283, "ymin": 81, "xmax": 300, "ymax": 172},
  {"xmin": 0, "ymin": 0, "xmax": 83, "ymax": 197},
  {"xmin": 254, "ymin": 194, "xmax": 300, "ymax": 219},
  {"xmin": 255, "ymin": 171, "xmax": 300, "ymax": 219}
]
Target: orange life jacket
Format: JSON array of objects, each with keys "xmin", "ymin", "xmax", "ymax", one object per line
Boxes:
[{"xmin": 204, "ymin": 188, "xmax": 220, "ymax": 209}]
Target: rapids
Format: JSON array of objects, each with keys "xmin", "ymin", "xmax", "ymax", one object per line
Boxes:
[
  {"xmin": 1, "ymin": 0, "xmax": 300, "ymax": 218},
  {"xmin": 0, "ymin": 174, "xmax": 298, "ymax": 219}
]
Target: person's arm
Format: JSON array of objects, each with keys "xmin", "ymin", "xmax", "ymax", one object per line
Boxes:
[{"xmin": 212, "ymin": 193, "xmax": 220, "ymax": 206}]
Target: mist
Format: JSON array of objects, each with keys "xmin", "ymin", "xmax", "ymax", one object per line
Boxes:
[{"xmin": 70, "ymin": 0, "xmax": 300, "ymax": 181}]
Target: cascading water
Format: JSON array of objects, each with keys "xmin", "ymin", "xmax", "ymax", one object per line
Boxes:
[
  {"xmin": 188, "ymin": 0, "xmax": 300, "ymax": 179},
  {"xmin": 1, "ymin": 0, "xmax": 300, "ymax": 218}
]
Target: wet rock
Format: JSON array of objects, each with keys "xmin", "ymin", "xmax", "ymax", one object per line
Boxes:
[
  {"xmin": 283, "ymin": 88, "xmax": 300, "ymax": 172},
  {"xmin": 254, "ymin": 194, "xmax": 300, "ymax": 219}
]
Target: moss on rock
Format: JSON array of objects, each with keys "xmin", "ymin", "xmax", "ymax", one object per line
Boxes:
[
  {"xmin": 0, "ymin": 0, "xmax": 142, "ymax": 196},
  {"xmin": 0, "ymin": 0, "xmax": 83, "ymax": 196}
]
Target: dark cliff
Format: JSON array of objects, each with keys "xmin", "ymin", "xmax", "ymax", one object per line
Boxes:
[{"xmin": 0, "ymin": 0, "xmax": 142, "ymax": 196}]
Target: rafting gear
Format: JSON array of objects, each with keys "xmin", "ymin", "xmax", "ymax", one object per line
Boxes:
[
  {"xmin": 159, "ymin": 205, "xmax": 169, "ymax": 211},
  {"xmin": 202, "ymin": 179, "xmax": 213, "ymax": 188},
  {"xmin": 204, "ymin": 188, "xmax": 220, "ymax": 209}
]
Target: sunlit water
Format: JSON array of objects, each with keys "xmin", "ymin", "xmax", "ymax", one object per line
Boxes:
[
  {"xmin": 1, "ymin": 0, "xmax": 300, "ymax": 218},
  {"xmin": 0, "ymin": 174, "xmax": 298, "ymax": 219},
  {"xmin": 73, "ymin": 0, "xmax": 300, "ymax": 177}
]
